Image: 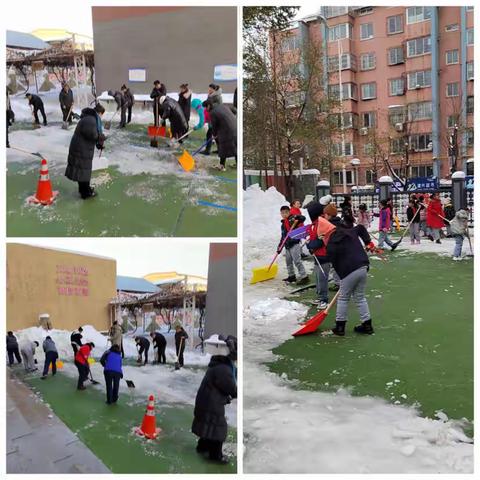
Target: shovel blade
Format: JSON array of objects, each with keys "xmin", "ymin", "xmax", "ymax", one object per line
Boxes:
[
  {"xmin": 61, "ymin": 122, "xmax": 68, "ymax": 130},
  {"xmin": 126, "ymin": 380, "xmax": 135, "ymax": 388},
  {"xmin": 250, "ymin": 263, "xmax": 279, "ymax": 284},
  {"xmin": 177, "ymin": 150, "xmax": 195, "ymax": 172},
  {"xmin": 292, "ymin": 310, "xmax": 328, "ymax": 336},
  {"xmin": 148, "ymin": 125, "xmax": 166, "ymax": 137},
  {"xmin": 104, "ymin": 122, "xmax": 111, "ymax": 130}
]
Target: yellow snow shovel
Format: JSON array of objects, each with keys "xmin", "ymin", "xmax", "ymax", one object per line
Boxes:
[
  {"xmin": 176, "ymin": 139, "xmax": 210, "ymax": 172},
  {"xmin": 250, "ymin": 220, "xmax": 298, "ymax": 284}
]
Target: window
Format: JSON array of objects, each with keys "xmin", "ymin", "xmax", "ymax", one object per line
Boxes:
[
  {"xmin": 360, "ymin": 23, "xmax": 374, "ymax": 40},
  {"xmin": 332, "ymin": 142, "xmax": 354, "ymax": 157},
  {"xmin": 358, "ymin": 7, "xmax": 374, "ymax": 16},
  {"xmin": 467, "ymin": 28, "xmax": 474, "ymax": 45},
  {"xmin": 466, "ymin": 6, "xmax": 474, "ymax": 12},
  {"xmin": 388, "ymin": 46, "xmax": 404, "ymax": 65},
  {"xmin": 446, "ymin": 50, "xmax": 459, "ymax": 65},
  {"xmin": 407, "ymin": 36, "xmax": 432, "ymax": 57},
  {"xmin": 447, "ymin": 114, "xmax": 459, "ymax": 128},
  {"xmin": 328, "ymin": 23, "xmax": 353, "ymax": 42},
  {"xmin": 329, "ymin": 112, "xmax": 357, "ymax": 129},
  {"xmin": 366, "ymin": 170, "xmax": 376, "ymax": 184},
  {"xmin": 445, "ymin": 24, "xmax": 459, "ymax": 32},
  {"xmin": 409, "ymin": 133, "xmax": 432, "ymax": 151},
  {"xmin": 387, "ymin": 15, "xmax": 403, "ymax": 34},
  {"xmin": 328, "ymin": 82, "xmax": 358, "ymax": 101},
  {"xmin": 390, "ymin": 138, "xmax": 404, "ymax": 154},
  {"xmin": 466, "ymin": 129, "xmax": 474, "ymax": 146},
  {"xmin": 446, "ymin": 82, "xmax": 459, "ymax": 97},
  {"xmin": 361, "ymin": 82, "xmax": 376, "ymax": 100},
  {"xmin": 389, "ymin": 78, "xmax": 405, "ymax": 96},
  {"xmin": 467, "ymin": 62, "xmax": 474, "ymax": 80},
  {"xmin": 324, "ymin": 6, "xmax": 349, "ymax": 19},
  {"xmin": 411, "ymin": 165, "xmax": 434, "ymax": 177},
  {"xmin": 333, "ymin": 170, "xmax": 354, "ymax": 185},
  {"xmin": 363, "ymin": 143, "xmax": 374, "ymax": 155},
  {"xmin": 362, "ymin": 111, "xmax": 376, "ymax": 128},
  {"xmin": 281, "ymin": 35, "xmax": 300, "ymax": 52},
  {"xmin": 283, "ymin": 63, "xmax": 300, "ymax": 78},
  {"xmin": 408, "ymin": 101, "xmax": 433, "ymax": 120},
  {"xmin": 285, "ymin": 91, "xmax": 306, "ymax": 107},
  {"xmin": 406, "ymin": 7, "xmax": 432, "ymax": 24},
  {"xmin": 467, "ymin": 96, "xmax": 474, "ymax": 114},
  {"xmin": 389, "ymin": 106, "xmax": 406, "ymax": 126},
  {"xmin": 360, "ymin": 52, "xmax": 376, "ymax": 70},
  {"xmin": 407, "ymin": 70, "xmax": 432, "ymax": 89},
  {"xmin": 327, "ymin": 53, "xmax": 357, "ymax": 72}
]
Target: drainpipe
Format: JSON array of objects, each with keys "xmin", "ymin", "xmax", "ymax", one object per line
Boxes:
[
  {"xmin": 431, "ymin": 7, "xmax": 441, "ymax": 179},
  {"xmin": 299, "ymin": 20, "xmax": 311, "ymax": 118},
  {"xmin": 460, "ymin": 6, "xmax": 468, "ymax": 172},
  {"xmin": 319, "ymin": 19, "xmax": 328, "ymax": 91}
]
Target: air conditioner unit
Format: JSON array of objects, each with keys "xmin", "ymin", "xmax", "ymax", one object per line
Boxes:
[
  {"xmin": 359, "ymin": 127, "xmax": 368, "ymax": 136},
  {"xmin": 395, "ymin": 123, "xmax": 404, "ymax": 132},
  {"xmin": 415, "ymin": 84, "xmax": 422, "ymax": 89}
]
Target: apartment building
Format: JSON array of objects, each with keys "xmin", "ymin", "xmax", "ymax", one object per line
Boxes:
[{"xmin": 279, "ymin": 6, "xmax": 474, "ymax": 192}]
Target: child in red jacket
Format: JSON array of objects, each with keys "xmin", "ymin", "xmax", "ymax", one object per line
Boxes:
[
  {"xmin": 75, "ymin": 342, "xmax": 95, "ymax": 390},
  {"xmin": 426, "ymin": 192, "xmax": 445, "ymax": 244}
]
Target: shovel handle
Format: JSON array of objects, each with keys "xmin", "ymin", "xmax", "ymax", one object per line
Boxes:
[
  {"xmin": 173, "ymin": 129, "xmax": 194, "ymax": 143},
  {"xmin": 325, "ymin": 289, "xmax": 341, "ymax": 315},
  {"xmin": 268, "ymin": 219, "xmax": 299, "ymax": 270}
]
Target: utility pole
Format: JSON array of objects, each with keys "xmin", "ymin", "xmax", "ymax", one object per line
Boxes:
[{"xmin": 449, "ymin": 124, "xmax": 459, "ymax": 175}]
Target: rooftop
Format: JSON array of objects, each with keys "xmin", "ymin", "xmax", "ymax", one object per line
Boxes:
[
  {"xmin": 116, "ymin": 275, "xmax": 159, "ymax": 294},
  {"xmin": 6, "ymin": 30, "xmax": 51, "ymax": 50}
]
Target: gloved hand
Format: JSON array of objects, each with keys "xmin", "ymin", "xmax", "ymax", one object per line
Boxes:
[
  {"xmin": 365, "ymin": 242, "xmax": 376, "ymax": 252},
  {"xmin": 96, "ymin": 133, "xmax": 106, "ymax": 150}
]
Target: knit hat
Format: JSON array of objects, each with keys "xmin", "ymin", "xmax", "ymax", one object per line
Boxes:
[
  {"xmin": 320, "ymin": 194, "xmax": 333, "ymax": 206},
  {"xmin": 307, "ymin": 202, "xmax": 324, "ymax": 222},
  {"xmin": 323, "ymin": 203, "xmax": 338, "ymax": 217}
]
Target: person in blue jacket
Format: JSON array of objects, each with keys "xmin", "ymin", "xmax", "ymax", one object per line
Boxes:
[{"xmin": 100, "ymin": 344, "xmax": 123, "ymax": 404}]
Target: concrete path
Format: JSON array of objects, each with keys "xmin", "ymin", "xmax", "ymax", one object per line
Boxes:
[{"xmin": 6, "ymin": 372, "xmax": 110, "ymax": 474}]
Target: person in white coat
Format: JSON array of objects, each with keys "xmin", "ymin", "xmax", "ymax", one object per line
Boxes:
[{"xmin": 20, "ymin": 341, "xmax": 39, "ymax": 372}]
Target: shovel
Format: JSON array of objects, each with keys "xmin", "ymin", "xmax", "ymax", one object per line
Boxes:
[
  {"xmin": 391, "ymin": 206, "xmax": 422, "ymax": 248},
  {"xmin": 104, "ymin": 109, "xmax": 119, "ymax": 130},
  {"xmin": 175, "ymin": 337, "xmax": 184, "ymax": 370},
  {"xmin": 250, "ymin": 220, "xmax": 299, "ymax": 284},
  {"xmin": 176, "ymin": 139, "xmax": 211, "ymax": 172},
  {"xmin": 88, "ymin": 369, "xmax": 100, "ymax": 385},
  {"xmin": 125, "ymin": 379, "xmax": 135, "ymax": 388},
  {"xmin": 62, "ymin": 105, "xmax": 73, "ymax": 129},
  {"xmin": 31, "ymin": 107, "xmax": 41, "ymax": 130},
  {"xmin": 170, "ymin": 128, "xmax": 194, "ymax": 145},
  {"xmin": 292, "ymin": 290, "xmax": 341, "ymax": 336}
]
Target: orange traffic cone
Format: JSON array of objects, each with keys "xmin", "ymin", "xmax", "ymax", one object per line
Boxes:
[
  {"xmin": 27, "ymin": 158, "xmax": 59, "ymax": 205},
  {"xmin": 134, "ymin": 394, "xmax": 161, "ymax": 439}
]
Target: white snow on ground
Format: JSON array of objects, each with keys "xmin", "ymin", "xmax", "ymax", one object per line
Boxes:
[
  {"xmin": 242, "ymin": 185, "xmax": 473, "ymax": 473},
  {"xmin": 13, "ymin": 325, "xmax": 236, "ymax": 427}
]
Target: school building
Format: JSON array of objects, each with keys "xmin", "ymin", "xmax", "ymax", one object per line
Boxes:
[
  {"xmin": 6, "ymin": 243, "xmax": 117, "ymax": 332},
  {"xmin": 91, "ymin": 6, "xmax": 237, "ymax": 95}
]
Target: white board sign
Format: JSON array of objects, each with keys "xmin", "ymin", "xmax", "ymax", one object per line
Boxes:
[
  {"xmin": 213, "ymin": 64, "xmax": 237, "ymax": 82},
  {"xmin": 128, "ymin": 68, "xmax": 146, "ymax": 83}
]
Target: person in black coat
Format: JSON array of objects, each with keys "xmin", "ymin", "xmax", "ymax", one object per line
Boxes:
[
  {"xmin": 192, "ymin": 335, "xmax": 237, "ymax": 463},
  {"xmin": 340, "ymin": 195, "xmax": 355, "ymax": 227},
  {"xmin": 121, "ymin": 84, "xmax": 134, "ymax": 124},
  {"xmin": 6, "ymin": 87, "xmax": 14, "ymax": 149},
  {"xmin": 59, "ymin": 83, "xmax": 74, "ymax": 123},
  {"xmin": 178, "ymin": 83, "xmax": 192, "ymax": 124},
  {"xmin": 159, "ymin": 96, "xmax": 188, "ymax": 141},
  {"xmin": 65, "ymin": 104, "xmax": 105, "ymax": 199},
  {"xmin": 205, "ymin": 100, "xmax": 237, "ymax": 171},
  {"xmin": 70, "ymin": 327, "xmax": 83, "ymax": 356},
  {"xmin": 6, "ymin": 331, "xmax": 22, "ymax": 366},
  {"xmin": 26, "ymin": 93, "xmax": 47, "ymax": 125},
  {"xmin": 150, "ymin": 331, "xmax": 167, "ymax": 364},
  {"xmin": 174, "ymin": 324, "xmax": 188, "ymax": 367},
  {"xmin": 135, "ymin": 336, "xmax": 150, "ymax": 365},
  {"xmin": 108, "ymin": 89, "xmax": 126, "ymax": 128},
  {"xmin": 150, "ymin": 80, "xmax": 167, "ymax": 127}
]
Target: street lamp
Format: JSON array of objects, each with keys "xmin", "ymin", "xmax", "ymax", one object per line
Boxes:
[{"xmin": 350, "ymin": 158, "xmax": 361, "ymax": 190}]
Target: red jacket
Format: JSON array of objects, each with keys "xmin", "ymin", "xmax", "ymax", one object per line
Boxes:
[
  {"xmin": 75, "ymin": 344, "xmax": 92, "ymax": 365},
  {"xmin": 290, "ymin": 207, "xmax": 302, "ymax": 216},
  {"xmin": 309, "ymin": 220, "xmax": 327, "ymax": 257},
  {"xmin": 426, "ymin": 198, "xmax": 445, "ymax": 229}
]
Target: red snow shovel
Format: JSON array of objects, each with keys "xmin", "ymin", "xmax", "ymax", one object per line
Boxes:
[{"xmin": 292, "ymin": 290, "xmax": 340, "ymax": 337}]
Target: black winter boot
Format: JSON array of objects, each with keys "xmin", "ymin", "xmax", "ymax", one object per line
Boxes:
[
  {"xmin": 354, "ymin": 319, "xmax": 374, "ymax": 334},
  {"xmin": 283, "ymin": 275, "xmax": 297, "ymax": 283},
  {"xmin": 296, "ymin": 276, "xmax": 310, "ymax": 286},
  {"xmin": 331, "ymin": 321, "xmax": 346, "ymax": 336}
]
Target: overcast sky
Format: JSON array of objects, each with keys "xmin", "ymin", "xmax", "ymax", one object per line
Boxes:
[
  {"xmin": 6, "ymin": 0, "xmax": 93, "ymax": 36},
  {"xmin": 9, "ymin": 239, "xmax": 212, "ymax": 278}
]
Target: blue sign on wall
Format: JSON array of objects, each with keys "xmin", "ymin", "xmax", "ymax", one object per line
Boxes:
[
  {"xmin": 405, "ymin": 176, "xmax": 439, "ymax": 191},
  {"xmin": 465, "ymin": 176, "xmax": 474, "ymax": 190}
]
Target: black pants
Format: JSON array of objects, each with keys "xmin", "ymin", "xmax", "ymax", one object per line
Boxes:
[
  {"xmin": 196, "ymin": 438, "xmax": 223, "ymax": 461},
  {"xmin": 104, "ymin": 371, "xmax": 121, "ymax": 403},
  {"xmin": 119, "ymin": 107, "xmax": 126, "ymax": 127},
  {"xmin": 71, "ymin": 343, "xmax": 80, "ymax": 357},
  {"xmin": 62, "ymin": 106, "xmax": 73, "ymax": 123},
  {"xmin": 219, "ymin": 155, "xmax": 237, "ymax": 167},
  {"xmin": 34, "ymin": 106, "xmax": 47, "ymax": 125},
  {"xmin": 75, "ymin": 360, "xmax": 89, "ymax": 389},
  {"xmin": 138, "ymin": 345, "xmax": 149, "ymax": 364},
  {"xmin": 43, "ymin": 351, "xmax": 58, "ymax": 376},
  {"xmin": 78, "ymin": 181, "xmax": 93, "ymax": 199},
  {"xmin": 7, "ymin": 347, "xmax": 22, "ymax": 366},
  {"xmin": 205, "ymin": 127, "xmax": 213, "ymax": 154},
  {"xmin": 176, "ymin": 345, "xmax": 185, "ymax": 367},
  {"xmin": 127, "ymin": 106, "xmax": 132, "ymax": 123},
  {"xmin": 155, "ymin": 344, "xmax": 166, "ymax": 364},
  {"xmin": 121, "ymin": 341, "xmax": 125, "ymax": 359}
]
